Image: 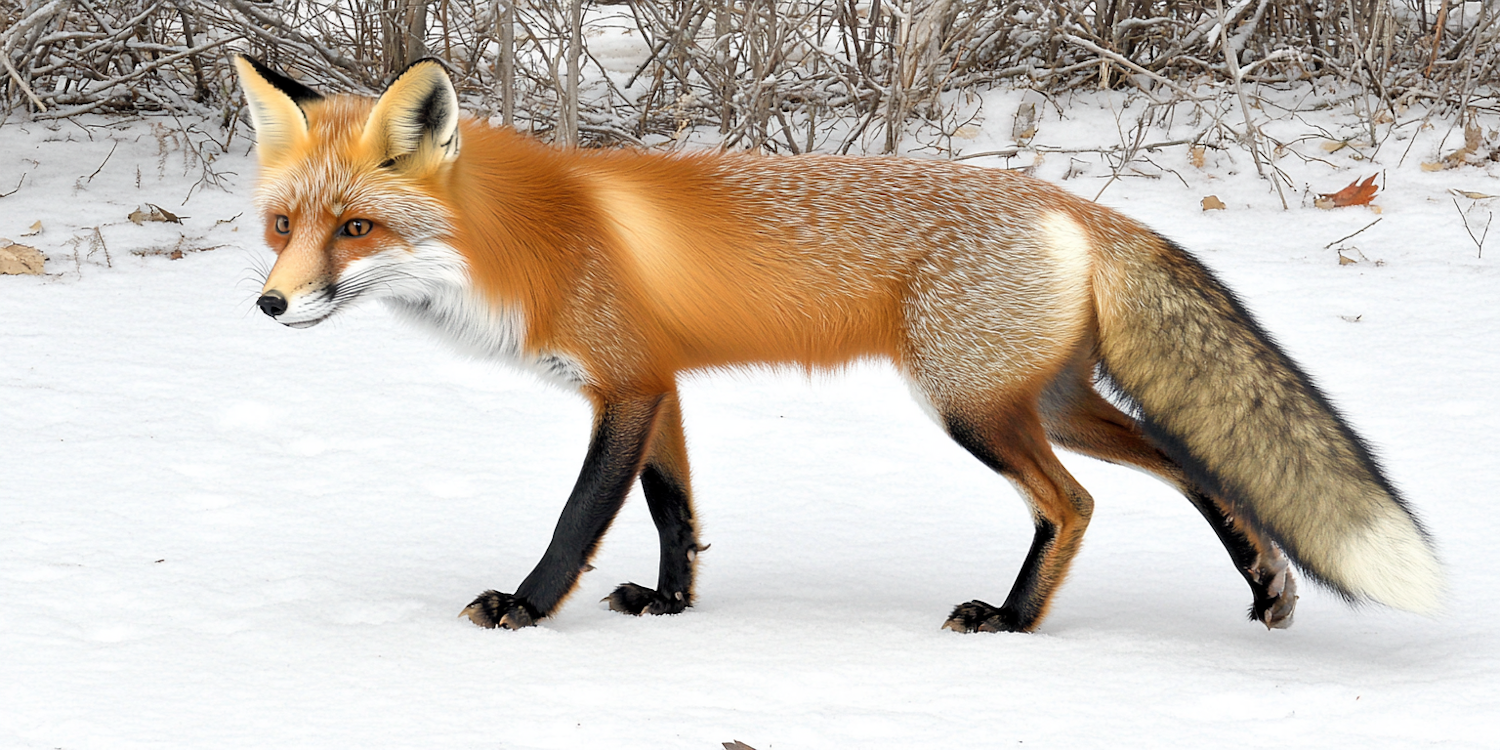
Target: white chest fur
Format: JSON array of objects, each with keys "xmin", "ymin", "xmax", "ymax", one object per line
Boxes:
[{"xmin": 377, "ymin": 242, "xmax": 590, "ymax": 390}]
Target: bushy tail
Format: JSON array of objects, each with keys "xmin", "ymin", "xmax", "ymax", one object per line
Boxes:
[{"xmin": 1091, "ymin": 232, "xmax": 1442, "ymax": 613}]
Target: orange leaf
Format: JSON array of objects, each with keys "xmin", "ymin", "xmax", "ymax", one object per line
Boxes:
[{"xmin": 1317, "ymin": 174, "xmax": 1379, "ymax": 209}]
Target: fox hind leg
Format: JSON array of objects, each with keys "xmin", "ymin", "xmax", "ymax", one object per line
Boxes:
[
  {"xmin": 1038, "ymin": 362, "xmax": 1297, "ymax": 628},
  {"xmin": 1184, "ymin": 488, "xmax": 1297, "ymax": 628},
  {"xmin": 939, "ymin": 398, "xmax": 1096, "ymax": 633},
  {"xmin": 606, "ymin": 390, "xmax": 702, "ymax": 616}
]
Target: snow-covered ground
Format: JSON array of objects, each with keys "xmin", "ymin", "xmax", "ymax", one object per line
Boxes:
[{"xmin": 2, "ymin": 87, "xmax": 1497, "ymax": 749}]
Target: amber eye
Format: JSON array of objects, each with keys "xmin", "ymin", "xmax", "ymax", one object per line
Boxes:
[
  {"xmin": 273, "ymin": 215, "xmax": 290, "ymax": 235},
  {"xmin": 341, "ymin": 218, "xmax": 373, "ymax": 238}
]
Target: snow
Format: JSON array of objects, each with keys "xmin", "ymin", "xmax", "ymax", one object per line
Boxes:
[{"xmin": 2, "ymin": 90, "xmax": 1498, "ymax": 748}]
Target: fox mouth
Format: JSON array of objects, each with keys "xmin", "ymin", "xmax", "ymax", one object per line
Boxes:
[
  {"xmin": 283, "ymin": 314, "xmax": 331, "ymax": 329},
  {"xmin": 260, "ymin": 258, "xmax": 403, "ymax": 329},
  {"xmin": 259, "ymin": 287, "xmax": 343, "ymax": 328}
]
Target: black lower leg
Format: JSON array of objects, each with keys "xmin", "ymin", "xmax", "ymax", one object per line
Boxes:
[
  {"xmin": 463, "ymin": 396, "xmax": 661, "ymax": 629},
  {"xmin": 606, "ymin": 463, "xmax": 698, "ymax": 616},
  {"xmin": 945, "ymin": 518, "xmax": 1057, "ymax": 633},
  {"xmin": 1184, "ymin": 490, "xmax": 1296, "ymax": 627},
  {"xmin": 942, "ymin": 415, "xmax": 1074, "ymax": 634}
]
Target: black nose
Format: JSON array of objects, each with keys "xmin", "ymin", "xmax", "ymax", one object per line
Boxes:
[{"xmin": 257, "ymin": 292, "xmax": 288, "ymax": 318}]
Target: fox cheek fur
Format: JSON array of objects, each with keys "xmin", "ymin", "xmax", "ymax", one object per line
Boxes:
[{"xmin": 236, "ymin": 55, "xmax": 1443, "ymax": 635}]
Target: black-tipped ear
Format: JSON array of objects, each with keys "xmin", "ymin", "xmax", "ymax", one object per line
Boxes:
[
  {"xmin": 235, "ymin": 55, "xmax": 322, "ymax": 166},
  {"xmin": 361, "ymin": 57, "xmax": 460, "ymax": 170},
  {"xmin": 237, "ymin": 56, "xmax": 324, "ymax": 105}
]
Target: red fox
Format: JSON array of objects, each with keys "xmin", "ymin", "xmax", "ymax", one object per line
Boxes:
[{"xmin": 235, "ymin": 56, "xmax": 1443, "ymax": 634}]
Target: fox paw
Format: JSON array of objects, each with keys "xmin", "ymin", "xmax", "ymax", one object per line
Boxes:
[
  {"xmin": 460, "ymin": 590, "xmax": 542, "ymax": 629},
  {"xmin": 942, "ymin": 600, "xmax": 1028, "ymax": 633},
  {"xmin": 604, "ymin": 582, "xmax": 688, "ymax": 616},
  {"xmin": 1250, "ymin": 561, "xmax": 1298, "ymax": 630}
]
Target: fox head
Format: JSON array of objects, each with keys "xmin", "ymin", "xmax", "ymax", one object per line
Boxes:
[{"xmin": 235, "ymin": 55, "xmax": 465, "ymax": 327}]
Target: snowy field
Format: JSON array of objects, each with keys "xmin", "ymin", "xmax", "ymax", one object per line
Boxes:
[{"xmin": 2, "ymin": 85, "xmax": 1498, "ymax": 749}]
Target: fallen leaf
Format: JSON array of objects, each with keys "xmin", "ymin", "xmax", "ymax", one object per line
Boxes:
[
  {"xmin": 1190, "ymin": 146, "xmax": 1206, "ymax": 168},
  {"xmin": 1462, "ymin": 120, "xmax": 1482, "ymax": 150},
  {"xmin": 1451, "ymin": 189, "xmax": 1498, "ymax": 200},
  {"xmin": 1338, "ymin": 251, "xmax": 1357, "ymax": 265},
  {"xmin": 0, "ymin": 239, "xmax": 44, "ymax": 274},
  {"xmin": 128, "ymin": 203, "xmax": 185, "ymax": 225},
  {"xmin": 1427, "ymin": 122, "xmax": 1485, "ymax": 171},
  {"xmin": 722, "ymin": 743, "xmax": 758, "ymax": 750},
  {"xmin": 1012, "ymin": 102, "xmax": 1037, "ymax": 143},
  {"xmin": 1201, "ymin": 195, "xmax": 1226, "ymax": 211},
  {"xmin": 1315, "ymin": 174, "xmax": 1378, "ymax": 209},
  {"xmin": 1322, "ymin": 140, "xmax": 1349, "ymax": 153},
  {"xmin": 21, "ymin": 220, "xmax": 41, "ymax": 236},
  {"xmin": 1339, "ymin": 314, "xmax": 1363, "ymax": 322}
]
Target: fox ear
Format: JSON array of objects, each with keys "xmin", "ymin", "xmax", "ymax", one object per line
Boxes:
[
  {"xmin": 362, "ymin": 58, "xmax": 460, "ymax": 171},
  {"xmin": 234, "ymin": 55, "xmax": 322, "ymax": 166}
]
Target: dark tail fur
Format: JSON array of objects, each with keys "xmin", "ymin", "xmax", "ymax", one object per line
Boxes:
[{"xmin": 1091, "ymin": 232, "xmax": 1442, "ymax": 613}]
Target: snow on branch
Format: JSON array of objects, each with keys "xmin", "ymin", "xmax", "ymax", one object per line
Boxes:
[{"xmin": 0, "ymin": 0, "xmax": 1494, "ymax": 153}]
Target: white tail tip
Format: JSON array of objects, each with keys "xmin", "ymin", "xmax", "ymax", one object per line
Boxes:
[{"xmin": 1334, "ymin": 513, "xmax": 1445, "ymax": 614}]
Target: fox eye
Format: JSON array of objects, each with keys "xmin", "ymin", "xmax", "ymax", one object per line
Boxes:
[
  {"xmin": 341, "ymin": 218, "xmax": 373, "ymax": 238},
  {"xmin": 274, "ymin": 215, "xmax": 290, "ymax": 235}
]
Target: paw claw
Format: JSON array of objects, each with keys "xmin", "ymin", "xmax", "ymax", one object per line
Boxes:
[
  {"xmin": 1249, "ymin": 557, "xmax": 1298, "ymax": 630},
  {"xmin": 461, "ymin": 590, "xmax": 540, "ymax": 629},
  {"xmin": 943, "ymin": 600, "xmax": 1021, "ymax": 633},
  {"xmin": 606, "ymin": 582, "xmax": 687, "ymax": 616}
]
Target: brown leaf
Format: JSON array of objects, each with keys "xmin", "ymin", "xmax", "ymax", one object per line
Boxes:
[
  {"xmin": 1452, "ymin": 189, "xmax": 1498, "ymax": 200},
  {"xmin": 129, "ymin": 203, "xmax": 185, "ymax": 225},
  {"xmin": 0, "ymin": 240, "xmax": 44, "ymax": 275},
  {"xmin": 1012, "ymin": 102, "xmax": 1037, "ymax": 143},
  {"xmin": 21, "ymin": 220, "xmax": 41, "ymax": 236},
  {"xmin": 1190, "ymin": 146, "xmax": 1206, "ymax": 168},
  {"xmin": 1316, "ymin": 174, "xmax": 1379, "ymax": 209},
  {"xmin": 723, "ymin": 743, "xmax": 758, "ymax": 750},
  {"xmin": 1337, "ymin": 251, "xmax": 1358, "ymax": 265},
  {"xmin": 1201, "ymin": 195, "xmax": 1226, "ymax": 211},
  {"xmin": 1430, "ymin": 122, "xmax": 1485, "ymax": 170},
  {"xmin": 152, "ymin": 203, "xmax": 182, "ymax": 223}
]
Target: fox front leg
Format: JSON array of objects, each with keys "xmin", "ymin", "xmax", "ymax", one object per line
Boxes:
[
  {"xmin": 604, "ymin": 390, "xmax": 702, "ymax": 616},
  {"xmin": 462, "ymin": 394, "xmax": 664, "ymax": 629}
]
